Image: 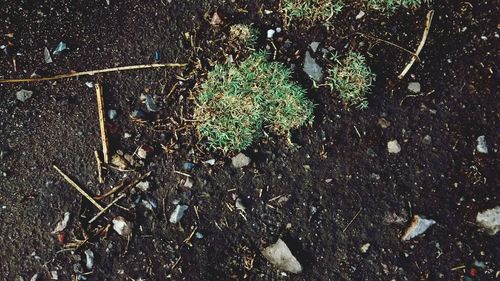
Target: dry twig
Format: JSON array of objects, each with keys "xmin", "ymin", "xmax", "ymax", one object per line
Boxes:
[
  {"xmin": 95, "ymin": 83, "xmax": 109, "ymax": 164},
  {"xmin": 0, "ymin": 63, "xmax": 187, "ymax": 83},
  {"xmin": 94, "ymin": 150, "xmax": 104, "ymax": 183},
  {"xmin": 398, "ymin": 10, "xmax": 434, "ymax": 79},
  {"xmin": 53, "ymin": 165, "xmax": 105, "ymax": 211}
]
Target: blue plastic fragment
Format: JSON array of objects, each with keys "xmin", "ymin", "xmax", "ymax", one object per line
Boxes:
[{"xmin": 53, "ymin": 41, "xmax": 68, "ymax": 55}]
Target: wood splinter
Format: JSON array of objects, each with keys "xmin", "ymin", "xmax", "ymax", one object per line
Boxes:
[
  {"xmin": 95, "ymin": 83, "xmax": 109, "ymax": 164},
  {"xmin": 94, "ymin": 150, "xmax": 104, "ymax": 183}
]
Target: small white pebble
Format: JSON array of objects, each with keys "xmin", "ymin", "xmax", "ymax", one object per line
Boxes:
[{"xmin": 267, "ymin": 29, "xmax": 275, "ymax": 39}]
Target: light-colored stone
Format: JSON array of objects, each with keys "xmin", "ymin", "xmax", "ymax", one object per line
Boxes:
[
  {"xmin": 112, "ymin": 216, "xmax": 133, "ymax": 237},
  {"xmin": 262, "ymin": 239, "xmax": 303, "ymax": 274},
  {"xmin": 169, "ymin": 204, "xmax": 188, "ymax": 223},
  {"xmin": 476, "ymin": 206, "xmax": 500, "ymax": 235},
  {"xmin": 408, "ymin": 82, "xmax": 421, "ymax": 93},
  {"xmin": 476, "ymin": 135, "xmax": 488, "ymax": 154},
  {"xmin": 231, "ymin": 153, "xmax": 251, "ymax": 168},
  {"xmin": 303, "ymin": 51, "xmax": 323, "ymax": 82},
  {"xmin": 387, "ymin": 140, "xmax": 401, "ymax": 154},
  {"xmin": 401, "ymin": 215, "xmax": 436, "ymax": 241},
  {"xmin": 16, "ymin": 89, "xmax": 33, "ymax": 102}
]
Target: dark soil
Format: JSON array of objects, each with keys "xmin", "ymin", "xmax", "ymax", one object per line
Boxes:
[{"xmin": 0, "ymin": 1, "xmax": 498, "ymax": 280}]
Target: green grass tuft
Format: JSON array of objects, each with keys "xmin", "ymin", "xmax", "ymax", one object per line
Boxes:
[
  {"xmin": 367, "ymin": 0, "xmax": 430, "ymax": 14},
  {"xmin": 282, "ymin": 0, "xmax": 344, "ymax": 24},
  {"xmin": 327, "ymin": 51, "xmax": 375, "ymax": 109},
  {"xmin": 195, "ymin": 52, "xmax": 314, "ymax": 152}
]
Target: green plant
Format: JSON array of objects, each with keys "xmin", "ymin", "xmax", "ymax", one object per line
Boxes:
[
  {"xmin": 195, "ymin": 52, "xmax": 314, "ymax": 152},
  {"xmin": 229, "ymin": 24, "xmax": 258, "ymax": 48},
  {"xmin": 367, "ymin": 0, "xmax": 430, "ymax": 14},
  {"xmin": 282, "ymin": 0, "xmax": 344, "ymax": 24},
  {"xmin": 327, "ymin": 51, "xmax": 375, "ymax": 109}
]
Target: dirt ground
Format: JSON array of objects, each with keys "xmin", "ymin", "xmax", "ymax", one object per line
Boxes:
[{"xmin": 0, "ymin": 0, "xmax": 498, "ymax": 280}]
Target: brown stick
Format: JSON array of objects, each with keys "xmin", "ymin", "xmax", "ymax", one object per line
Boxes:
[
  {"xmin": 0, "ymin": 63, "xmax": 187, "ymax": 84},
  {"xmin": 53, "ymin": 165, "xmax": 105, "ymax": 211},
  {"xmin": 88, "ymin": 193, "xmax": 126, "ymax": 224},
  {"xmin": 94, "ymin": 150, "xmax": 104, "ymax": 183},
  {"xmin": 398, "ymin": 10, "xmax": 434, "ymax": 79},
  {"xmin": 95, "ymin": 83, "xmax": 109, "ymax": 164}
]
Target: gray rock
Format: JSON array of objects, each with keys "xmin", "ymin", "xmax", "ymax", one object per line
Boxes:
[
  {"xmin": 232, "ymin": 153, "xmax": 251, "ymax": 168},
  {"xmin": 422, "ymin": 135, "xmax": 432, "ymax": 145},
  {"xmin": 16, "ymin": 89, "xmax": 33, "ymax": 102},
  {"xmin": 476, "ymin": 135, "xmax": 488, "ymax": 154},
  {"xmin": 387, "ymin": 140, "xmax": 401, "ymax": 154},
  {"xmin": 112, "ymin": 216, "xmax": 133, "ymax": 237},
  {"xmin": 476, "ymin": 206, "xmax": 500, "ymax": 235},
  {"xmin": 169, "ymin": 204, "xmax": 188, "ymax": 223},
  {"xmin": 309, "ymin": 41, "xmax": 320, "ymax": 53},
  {"xmin": 143, "ymin": 95, "xmax": 159, "ymax": 112},
  {"xmin": 303, "ymin": 51, "xmax": 323, "ymax": 82},
  {"xmin": 408, "ymin": 82, "xmax": 421, "ymax": 93},
  {"xmin": 43, "ymin": 47, "xmax": 53, "ymax": 63},
  {"xmin": 262, "ymin": 239, "xmax": 303, "ymax": 274},
  {"xmin": 401, "ymin": 215, "xmax": 436, "ymax": 241}
]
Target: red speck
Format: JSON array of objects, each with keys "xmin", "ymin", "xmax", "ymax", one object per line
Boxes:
[
  {"xmin": 469, "ymin": 267, "xmax": 478, "ymax": 277},
  {"xmin": 56, "ymin": 232, "xmax": 65, "ymax": 245}
]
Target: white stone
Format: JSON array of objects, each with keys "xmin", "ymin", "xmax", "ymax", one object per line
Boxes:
[
  {"xmin": 262, "ymin": 239, "xmax": 303, "ymax": 274},
  {"xmin": 169, "ymin": 205, "xmax": 188, "ymax": 223},
  {"xmin": 112, "ymin": 216, "xmax": 133, "ymax": 237},
  {"xmin": 401, "ymin": 215, "xmax": 436, "ymax": 241},
  {"xmin": 476, "ymin": 206, "xmax": 500, "ymax": 235},
  {"xmin": 232, "ymin": 153, "xmax": 251, "ymax": 168},
  {"xmin": 356, "ymin": 11, "xmax": 366, "ymax": 20},
  {"xmin": 267, "ymin": 29, "xmax": 276, "ymax": 39},
  {"xmin": 476, "ymin": 135, "xmax": 488, "ymax": 154},
  {"xmin": 387, "ymin": 140, "xmax": 401, "ymax": 154},
  {"xmin": 408, "ymin": 82, "xmax": 421, "ymax": 93}
]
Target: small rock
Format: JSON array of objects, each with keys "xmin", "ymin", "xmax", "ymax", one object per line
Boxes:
[
  {"xmin": 112, "ymin": 216, "xmax": 133, "ymax": 237},
  {"xmin": 130, "ymin": 110, "xmax": 146, "ymax": 119},
  {"xmin": 44, "ymin": 47, "xmax": 53, "ymax": 63},
  {"xmin": 476, "ymin": 206, "xmax": 500, "ymax": 235},
  {"xmin": 51, "ymin": 212, "xmax": 70, "ymax": 234},
  {"xmin": 408, "ymin": 82, "xmax": 421, "ymax": 93},
  {"xmin": 169, "ymin": 204, "xmax": 188, "ymax": 223},
  {"xmin": 143, "ymin": 95, "xmax": 159, "ymax": 112},
  {"xmin": 262, "ymin": 239, "xmax": 303, "ymax": 274},
  {"xmin": 370, "ymin": 173, "xmax": 381, "ymax": 181},
  {"xmin": 422, "ymin": 135, "xmax": 432, "ymax": 145},
  {"xmin": 50, "ymin": 271, "xmax": 58, "ymax": 280},
  {"xmin": 309, "ymin": 41, "xmax": 320, "ymax": 53},
  {"xmin": 195, "ymin": 232, "xmax": 204, "ymax": 239},
  {"xmin": 476, "ymin": 135, "xmax": 488, "ymax": 154},
  {"xmin": 401, "ymin": 215, "xmax": 436, "ymax": 241},
  {"xmin": 107, "ymin": 109, "xmax": 117, "ymax": 120},
  {"xmin": 378, "ymin": 117, "xmax": 391, "ymax": 129},
  {"xmin": 123, "ymin": 132, "xmax": 132, "ymax": 139},
  {"xmin": 182, "ymin": 162, "xmax": 196, "ymax": 171},
  {"xmin": 387, "ymin": 140, "xmax": 401, "ymax": 154},
  {"xmin": 84, "ymin": 249, "xmax": 94, "ymax": 270},
  {"xmin": 137, "ymin": 145, "xmax": 153, "ymax": 159},
  {"xmin": 235, "ymin": 198, "xmax": 246, "ymax": 211},
  {"xmin": 85, "ymin": 82, "xmax": 94, "ymax": 88},
  {"xmin": 267, "ymin": 29, "xmax": 276, "ymax": 39},
  {"xmin": 53, "ymin": 41, "xmax": 68, "ymax": 55},
  {"xmin": 16, "ymin": 89, "xmax": 33, "ymax": 102},
  {"xmin": 231, "ymin": 153, "xmax": 251, "ymax": 168},
  {"xmin": 111, "ymin": 154, "xmax": 128, "ymax": 169},
  {"xmin": 210, "ymin": 12, "xmax": 222, "ymax": 26},
  {"xmin": 135, "ymin": 181, "xmax": 150, "ymax": 191},
  {"xmin": 203, "ymin": 159, "xmax": 216, "ymax": 165},
  {"xmin": 360, "ymin": 243, "xmax": 370, "ymax": 253},
  {"xmin": 355, "ymin": 10, "xmax": 366, "ymax": 20},
  {"xmin": 303, "ymin": 51, "xmax": 323, "ymax": 82},
  {"xmin": 183, "ymin": 178, "xmax": 194, "ymax": 188}
]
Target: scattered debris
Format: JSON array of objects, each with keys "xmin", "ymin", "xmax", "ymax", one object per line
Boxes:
[
  {"xmin": 309, "ymin": 42, "xmax": 320, "ymax": 53},
  {"xmin": 16, "ymin": 89, "xmax": 33, "ymax": 102},
  {"xmin": 50, "ymin": 271, "xmax": 58, "ymax": 280},
  {"xmin": 360, "ymin": 243, "xmax": 371, "ymax": 253},
  {"xmin": 52, "ymin": 41, "xmax": 68, "ymax": 55},
  {"xmin": 44, "ymin": 47, "xmax": 53, "ymax": 63},
  {"xmin": 231, "ymin": 153, "xmax": 251, "ymax": 168},
  {"xmin": 356, "ymin": 10, "xmax": 366, "ymax": 20},
  {"xmin": 112, "ymin": 216, "xmax": 133, "ymax": 237},
  {"xmin": 135, "ymin": 181, "xmax": 150, "ymax": 192},
  {"xmin": 267, "ymin": 29, "xmax": 276, "ymax": 39},
  {"xmin": 111, "ymin": 154, "xmax": 128, "ymax": 170},
  {"xmin": 378, "ymin": 117, "xmax": 391, "ymax": 128},
  {"xmin": 235, "ymin": 198, "xmax": 246, "ymax": 211},
  {"xmin": 476, "ymin": 135, "xmax": 488, "ymax": 154},
  {"xmin": 136, "ymin": 145, "xmax": 153, "ymax": 159},
  {"xmin": 183, "ymin": 178, "xmax": 194, "ymax": 188},
  {"xmin": 84, "ymin": 249, "xmax": 94, "ymax": 270},
  {"xmin": 195, "ymin": 232, "xmax": 204, "ymax": 239},
  {"xmin": 387, "ymin": 140, "xmax": 401, "ymax": 154},
  {"xmin": 182, "ymin": 162, "xmax": 196, "ymax": 171},
  {"xmin": 169, "ymin": 204, "xmax": 188, "ymax": 223},
  {"xmin": 107, "ymin": 109, "xmax": 117, "ymax": 120},
  {"xmin": 203, "ymin": 159, "xmax": 216, "ymax": 165},
  {"xmin": 85, "ymin": 81, "xmax": 94, "ymax": 88},
  {"xmin": 401, "ymin": 215, "xmax": 436, "ymax": 241},
  {"xmin": 210, "ymin": 11, "xmax": 222, "ymax": 26},
  {"xmin": 95, "ymin": 83, "xmax": 109, "ymax": 163},
  {"xmin": 142, "ymin": 94, "xmax": 159, "ymax": 112},
  {"xmin": 476, "ymin": 206, "xmax": 499, "ymax": 235},
  {"xmin": 51, "ymin": 212, "xmax": 70, "ymax": 234},
  {"xmin": 30, "ymin": 273, "xmax": 39, "ymax": 281},
  {"xmin": 130, "ymin": 110, "xmax": 146, "ymax": 120},
  {"xmin": 262, "ymin": 239, "xmax": 303, "ymax": 274},
  {"xmin": 303, "ymin": 51, "xmax": 323, "ymax": 82},
  {"xmin": 422, "ymin": 135, "xmax": 432, "ymax": 145},
  {"xmin": 407, "ymin": 82, "xmax": 421, "ymax": 93}
]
